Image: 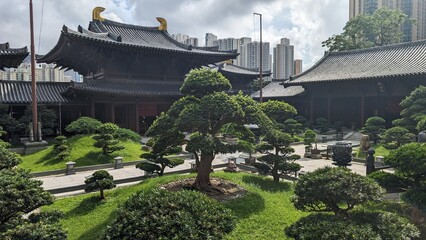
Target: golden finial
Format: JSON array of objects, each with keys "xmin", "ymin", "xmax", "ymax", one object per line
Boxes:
[
  {"xmin": 92, "ymin": 7, "xmax": 106, "ymax": 21},
  {"xmin": 156, "ymin": 17, "xmax": 167, "ymax": 31}
]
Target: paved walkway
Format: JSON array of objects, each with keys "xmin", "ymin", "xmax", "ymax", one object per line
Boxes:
[{"xmin": 36, "ymin": 134, "xmax": 385, "ymax": 197}]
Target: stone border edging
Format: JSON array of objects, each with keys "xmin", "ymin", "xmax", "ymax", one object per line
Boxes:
[
  {"xmin": 31, "ymin": 154, "xmax": 192, "ymax": 177},
  {"xmin": 46, "ymin": 163, "xmax": 228, "ymax": 194}
]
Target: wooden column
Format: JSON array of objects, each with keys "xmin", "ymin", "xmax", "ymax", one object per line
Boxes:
[
  {"xmin": 360, "ymin": 95, "xmax": 365, "ymax": 127},
  {"xmin": 309, "ymin": 96, "xmax": 314, "ymax": 121},
  {"xmin": 135, "ymin": 102, "xmax": 140, "ymax": 134},
  {"xmin": 327, "ymin": 95, "xmax": 331, "ymax": 122},
  {"xmin": 90, "ymin": 98, "xmax": 95, "ymax": 118},
  {"xmin": 111, "ymin": 102, "xmax": 115, "ymax": 123}
]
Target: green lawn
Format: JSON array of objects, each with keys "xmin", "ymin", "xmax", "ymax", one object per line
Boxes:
[
  {"xmin": 355, "ymin": 144, "xmax": 390, "ymax": 159},
  {"xmin": 19, "ymin": 135, "xmax": 144, "ymax": 172},
  {"xmin": 42, "ymin": 172, "xmax": 307, "ymax": 240}
]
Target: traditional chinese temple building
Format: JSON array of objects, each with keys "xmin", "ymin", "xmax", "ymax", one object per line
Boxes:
[
  {"xmin": 34, "ymin": 7, "xmax": 238, "ymax": 133},
  {"xmin": 0, "ymin": 42, "xmax": 28, "ymax": 69},
  {"xmin": 259, "ymin": 40, "xmax": 426, "ymax": 127}
]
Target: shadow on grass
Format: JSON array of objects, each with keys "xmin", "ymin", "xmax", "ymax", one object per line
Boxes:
[
  {"xmin": 34, "ymin": 149, "xmax": 63, "ymax": 166},
  {"xmin": 242, "ymin": 175, "xmax": 292, "ymax": 192},
  {"xmin": 76, "ymin": 211, "xmax": 116, "ymax": 240},
  {"xmin": 224, "ymin": 192, "xmax": 265, "ymax": 219},
  {"xmin": 65, "ymin": 195, "xmax": 105, "ymax": 218},
  {"xmin": 73, "ymin": 151, "xmax": 114, "ymax": 166}
]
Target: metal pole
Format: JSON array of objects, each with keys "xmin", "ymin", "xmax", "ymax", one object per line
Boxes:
[
  {"xmin": 30, "ymin": 0, "xmax": 38, "ymax": 141},
  {"xmin": 254, "ymin": 12, "xmax": 263, "ymax": 102}
]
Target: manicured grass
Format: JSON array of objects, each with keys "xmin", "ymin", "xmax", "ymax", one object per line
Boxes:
[
  {"xmin": 19, "ymin": 135, "xmax": 144, "ymax": 172},
  {"xmin": 42, "ymin": 172, "xmax": 307, "ymax": 240},
  {"xmin": 355, "ymin": 144, "xmax": 390, "ymax": 159}
]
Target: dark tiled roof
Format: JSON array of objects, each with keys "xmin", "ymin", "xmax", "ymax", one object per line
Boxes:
[
  {"xmin": 0, "ymin": 80, "xmax": 69, "ymax": 104},
  {"xmin": 0, "ymin": 43, "xmax": 28, "ymax": 69},
  {"xmin": 68, "ymin": 78, "xmax": 182, "ymax": 97},
  {"xmin": 252, "ymin": 80, "xmax": 304, "ymax": 98},
  {"xmin": 216, "ymin": 63, "xmax": 271, "ymax": 76},
  {"xmin": 39, "ymin": 19, "xmax": 237, "ymax": 64},
  {"xmin": 287, "ymin": 40, "xmax": 426, "ymax": 86}
]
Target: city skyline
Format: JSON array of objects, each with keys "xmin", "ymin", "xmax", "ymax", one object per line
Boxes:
[{"xmin": 0, "ymin": 0, "xmax": 349, "ymax": 71}]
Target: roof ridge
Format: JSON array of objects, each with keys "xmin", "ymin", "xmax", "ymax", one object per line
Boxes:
[
  {"xmin": 329, "ymin": 39, "xmax": 426, "ymax": 56},
  {"xmin": 94, "ymin": 19, "xmax": 160, "ymax": 32}
]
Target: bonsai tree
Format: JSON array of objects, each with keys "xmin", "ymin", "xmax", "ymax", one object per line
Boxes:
[
  {"xmin": 294, "ymin": 115, "xmax": 310, "ymax": 129},
  {"xmin": 385, "ymin": 142, "xmax": 426, "ymax": 189},
  {"xmin": 65, "ymin": 116, "xmax": 102, "ymax": 134},
  {"xmin": 54, "ymin": 136, "xmax": 70, "ymax": 161},
  {"xmin": 84, "ymin": 170, "xmax": 115, "ymax": 199},
  {"xmin": 145, "ymin": 68, "xmax": 278, "ymax": 190},
  {"xmin": 137, "ymin": 129, "xmax": 184, "ymax": 176},
  {"xmin": 396, "ymin": 85, "xmax": 426, "ymax": 132},
  {"xmin": 255, "ymin": 130, "xmax": 301, "ymax": 182},
  {"xmin": 0, "ymin": 143, "xmax": 66, "ymax": 239},
  {"xmin": 237, "ymin": 140, "xmax": 256, "ymax": 164},
  {"xmin": 283, "ymin": 118, "xmax": 303, "ymax": 137},
  {"xmin": 292, "ymin": 167, "xmax": 383, "ymax": 218},
  {"xmin": 303, "ymin": 129, "xmax": 316, "ymax": 153},
  {"xmin": 287, "ymin": 167, "xmax": 419, "ymax": 240},
  {"xmin": 0, "ymin": 104, "xmax": 19, "ymax": 141},
  {"xmin": 361, "ymin": 116, "xmax": 386, "ymax": 144},
  {"xmin": 259, "ymin": 100, "xmax": 297, "ymax": 127},
  {"xmin": 92, "ymin": 123, "xmax": 124, "ymax": 155},
  {"xmin": 380, "ymin": 126, "xmax": 415, "ymax": 149},
  {"xmin": 314, "ymin": 117, "xmax": 330, "ymax": 134}
]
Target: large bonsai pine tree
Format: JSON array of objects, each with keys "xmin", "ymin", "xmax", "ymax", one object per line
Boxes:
[{"xmin": 146, "ymin": 68, "xmax": 274, "ymax": 189}]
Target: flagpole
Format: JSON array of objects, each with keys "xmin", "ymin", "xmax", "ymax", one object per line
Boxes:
[{"xmin": 30, "ymin": 0, "xmax": 38, "ymax": 141}]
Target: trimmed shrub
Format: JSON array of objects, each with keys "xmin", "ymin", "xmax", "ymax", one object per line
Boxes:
[
  {"xmin": 401, "ymin": 189, "xmax": 426, "ymax": 211},
  {"xmin": 104, "ymin": 188, "xmax": 235, "ymax": 240},
  {"xmin": 114, "ymin": 127, "xmax": 141, "ymax": 143},
  {"xmin": 54, "ymin": 136, "xmax": 70, "ymax": 161},
  {"xmin": 65, "ymin": 117, "xmax": 102, "ymax": 134},
  {"xmin": 368, "ymin": 171, "xmax": 407, "ymax": 190},
  {"xmin": 314, "ymin": 117, "xmax": 330, "ymax": 134},
  {"xmin": 285, "ymin": 213, "xmax": 380, "ymax": 240}
]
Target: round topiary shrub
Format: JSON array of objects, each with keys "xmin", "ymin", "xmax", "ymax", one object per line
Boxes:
[
  {"xmin": 104, "ymin": 188, "xmax": 235, "ymax": 240},
  {"xmin": 368, "ymin": 171, "xmax": 407, "ymax": 190},
  {"xmin": 114, "ymin": 127, "xmax": 141, "ymax": 142},
  {"xmin": 65, "ymin": 117, "xmax": 102, "ymax": 134}
]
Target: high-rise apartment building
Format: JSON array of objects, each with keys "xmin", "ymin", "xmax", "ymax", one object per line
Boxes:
[
  {"xmin": 0, "ymin": 62, "xmax": 74, "ymax": 82},
  {"xmin": 349, "ymin": 0, "xmax": 426, "ymax": 41},
  {"xmin": 172, "ymin": 34, "xmax": 199, "ymax": 46},
  {"xmin": 294, "ymin": 59, "xmax": 303, "ymax": 75},
  {"xmin": 205, "ymin": 33, "xmax": 218, "ymax": 47},
  {"xmin": 273, "ymin": 38, "xmax": 294, "ymax": 79},
  {"xmin": 240, "ymin": 41, "xmax": 271, "ymax": 71}
]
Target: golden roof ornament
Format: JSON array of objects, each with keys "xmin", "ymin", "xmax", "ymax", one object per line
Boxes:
[
  {"xmin": 156, "ymin": 17, "xmax": 167, "ymax": 31},
  {"xmin": 93, "ymin": 7, "xmax": 106, "ymax": 21}
]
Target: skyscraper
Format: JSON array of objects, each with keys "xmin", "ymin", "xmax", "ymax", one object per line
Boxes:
[
  {"xmin": 349, "ymin": 0, "xmax": 426, "ymax": 41},
  {"xmin": 205, "ymin": 33, "xmax": 218, "ymax": 47},
  {"xmin": 294, "ymin": 59, "xmax": 303, "ymax": 75},
  {"xmin": 273, "ymin": 38, "xmax": 294, "ymax": 79},
  {"xmin": 240, "ymin": 41, "xmax": 271, "ymax": 71}
]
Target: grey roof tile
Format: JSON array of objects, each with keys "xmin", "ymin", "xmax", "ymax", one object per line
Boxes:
[
  {"xmin": 252, "ymin": 80, "xmax": 304, "ymax": 98},
  {"xmin": 70, "ymin": 78, "xmax": 182, "ymax": 97},
  {"xmin": 0, "ymin": 80, "xmax": 69, "ymax": 104},
  {"xmin": 287, "ymin": 40, "xmax": 426, "ymax": 85},
  {"xmin": 0, "ymin": 42, "xmax": 28, "ymax": 69}
]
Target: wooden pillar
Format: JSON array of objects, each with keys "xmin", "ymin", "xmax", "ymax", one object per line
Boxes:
[
  {"xmin": 90, "ymin": 98, "xmax": 95, "ymax": 118},
  {"xmin": 327, "ymin": 95, "xmax": 331, "ymax": 122},
  {"xmin": 111, "ymin": 102, "xmax": 115, "ymax": 123},
  {"xmin": 309, "ymin": 96, "xmax": 314, "ymax": 121},
  {"xmin": 135, "ymin": 102, "xmax": 140, "ymax": 134},
  {"xmin": 360, "ymin": 95, "xmax": 365, "ymax": 127}
]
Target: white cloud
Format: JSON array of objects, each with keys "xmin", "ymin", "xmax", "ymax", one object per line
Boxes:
[{"xmin": 0, "ymin": 0, "xmax": 348, "ymax": 70}]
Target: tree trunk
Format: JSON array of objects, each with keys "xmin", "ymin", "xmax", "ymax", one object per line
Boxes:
[
  {"xmin": 100, "ymin": 188, "xmax": 105, "ymax": 200},
  {"xmin": 159, "ymin": 164, "xmax": 166, "ymax": 176},
  {"xmin": 272, "ymin": 167, "xmax": 280, "ymax": 182},
  {"xmin": 193, "ymin": 154, "xmax": 214, "ymax": 189}
]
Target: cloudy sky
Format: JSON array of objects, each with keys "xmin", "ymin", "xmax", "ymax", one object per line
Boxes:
[{"xmin": 0, "ymin": 0, "xmax": 348, "ymax": 69}]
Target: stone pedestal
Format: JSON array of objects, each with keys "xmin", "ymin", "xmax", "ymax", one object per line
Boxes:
[
  {"xmin": 114, "ymin": 156, "xmax": 123, "ymax": 169},
  {"xmin": 23, "ymin": 140, "xmax": 48, "ymax": 155},
  {"xmin": 65, "ymin": 162, "xmax": 76, "ymax": 175},
  {"xmin": 224, "ymin": 156, "xmax": 239, "ymax": 172}
]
